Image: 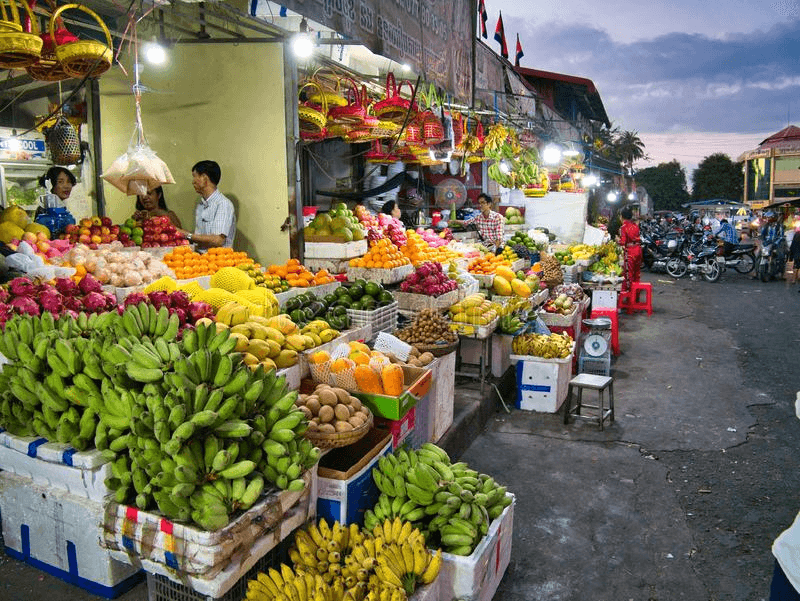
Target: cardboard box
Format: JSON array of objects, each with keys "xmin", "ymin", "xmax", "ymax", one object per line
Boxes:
[
  {"xmin": 0, "ymin": 471, "xmax": 143, "ymax": 598},
  {"xmin": 437, "ymin": 494, "xmax": 515, "ymax": 601},
  {"xmin": 316, "ymin": 428, "xmax": 392, "ymax": 526},
  {"xmin": 353, "ymin": 365, "xmax": 432, "ymax": 420},
  {"xmin": 375, "ymin": 406, "xmax": 416, "ymax": 448}
]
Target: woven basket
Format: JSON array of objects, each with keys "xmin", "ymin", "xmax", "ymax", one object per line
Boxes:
[
  {"xmin": 365, "ymin": 139, "xmax": 401, "ymax": 163},
  {"xmin": 307, "ymin": 74, "xmax": 347, "ymax": 107},
  {"xmin": 51, "ymin": 4, "xmax": 112, "ymax": 78},
  {"xmin": 327, "ymin": 78, "xmax": 366, "ymax": 125},
  {"xmin": 451, "ymin": 111, "xmax": 464, "ymax": 147},
  {"xmin": 414, "ymin": 340, "xmax": 458, "ymax": 357},
  {"xmin": 27, "ymin": 7, "xmax": 78, "ymax": 83},
  {"xmin": 404, "ymin": 117, "xmax": 423, "ymax": 146},
  {"xmin": 421, "ymin": 110, "xmax": 444, "ymax": 146},
  {"xmin": 374, "ymin": 72, "xmax": 418, "ymax": 124},
  {"xmin": 45, "ymin": 115, "xmax": 81, "ymax": 165},
  {"xmin": 298, "ymin": 81, "xmax": 328, "ymax": 135},
  {"xmin": 0, "ymin": 0, "xmax": 42, "ymax": 69},
  {"xmin": 304, "ymin": 410, "xmax": 373, "ymax": 450}
]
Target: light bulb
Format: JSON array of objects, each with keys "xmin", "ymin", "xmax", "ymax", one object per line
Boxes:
[
  {"xmin": 292, "ymin": 33, "xmax": 314, "ymax": 58},
  {"xmin": 607, "ymin": 191, "xmax": 618, "ymax": 203},
  {"xmin": 144, "ymin": 42, "xmax": 167, "ymax": 65},
  {"xmin": 542, "ymin": 144, "xmax": 561, "ymax": 165},
  {"xmin": 6, "ymin": 137, "xmax": 20, "ymax": 151},
  {"xmin": 583, "ymin": 173, "xmax": 597, "ymax": 187}
]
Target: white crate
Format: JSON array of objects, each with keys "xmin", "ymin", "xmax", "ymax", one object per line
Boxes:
[
  {"xmin": 0, "ymin": 431, "xmax": 111, "ymax": 502},
  {"xmin": 0, "ymin": 471, "xmax": 144, "ymax": 597},
  {"xmin": 393, "ymin": 289, "xmax": 459, "ymax": 312},
  {"xmin": 429, "ymin": 351, "xmax": 456, "ymax": 442},
  {"xmin": 304, "ymin": 239, "xmax": 367, "ymax": 259},
  {"xmin": 511, "ymin": 353, "xmax": 573, "ymax": 412},
  {"xmin": 437, "ymin": 494, "xmax": 514, "ymax": 601},
  {"xmin": 101, "ymin": 469, "xmax": 315, "ymax": 578},
  {"xmin": 592, "ymin": 289, "xmax": 618, "ymax": 310},
  {"xmin": 346, "ymin": 264, "xmax": 414, "ymax": 284},
  {"xmin": 492, "ymin": 334, "xmax": 514, "ymax": 378},
  {"xmin": 346, "ymin": 302, "xmax": 398, "ymax": 340},
  {"xmin": 303, "ymin": 257, "xmax": 351, "ymax": 274}
]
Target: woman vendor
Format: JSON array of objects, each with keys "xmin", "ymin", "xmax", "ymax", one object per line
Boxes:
[{"xmin": 133, "ymin": 186, "xmax": 182, "ymax": 228}]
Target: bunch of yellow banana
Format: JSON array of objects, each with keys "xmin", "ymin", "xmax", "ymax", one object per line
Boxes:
[
  {"xmin": 288, "ymin": 518, "xmax": 360, "ymax": 583},
  {"xmin": 246, "ymin": 564, "xmax": 332, "ymax": 601}
]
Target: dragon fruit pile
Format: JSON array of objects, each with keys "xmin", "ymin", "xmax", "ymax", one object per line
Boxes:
[
  {"xmin": 399, "ymin": 262, "xmax": 459, "ymax": 296},
  {"xmin": 415, "ymin": 227, "xmax": 450, "ymax": 248},
  {"xmin": 122, "ymin": 290, "xmax": 215, "ymax": 330},
  {"xmin": 0, "ymin": 275, "xmax": 117, "ymax": 325},
  {"xmin": 377, "ymin": 214, "xmax": 407, "ymax": 247}
]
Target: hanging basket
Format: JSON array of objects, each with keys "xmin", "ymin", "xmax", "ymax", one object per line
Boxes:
[
  {"xmin": 327, "ymin": 77, "xmax": 366, "ymax": 125},
  {"xmin": 451, "ymin": 111, "xmax": 464, "ymax": 147},
  {"xmin": 420, "ymin": 110, "xmax": 444, "ymax": 146},
  {"xmin": 44, "ymin": 115, "xmax": 81, "ymax": 165},
  {"xmin": 50, "ymin": 4, "xmax": 112, "ymax": 79},
  {"xmin": 27, "ymin": 23, "xmax": 78, "ymax": 82},
  {"xmin": 298, "ymin": 81, "xmax": 328, "ymax": 137},
  {"xmin": 374, "ymin": 72, "xmax": 418, "ymax": 124},
  {"xmin": 364, "ymin": 139, "xmax": 401, "ymax": 163},
  {"xmin": 307, "ymin": 72, "xmax": 347, "ymax": 107},
  {"xmin": 0, "ymin": 0, "xmax": 42, "ymax": 69}
]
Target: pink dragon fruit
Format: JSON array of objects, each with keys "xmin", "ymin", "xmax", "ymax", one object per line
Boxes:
[
  {"xmin": 63, "ymin": 296, "xmax": 83, "ymax": 312},
  {"xmin": 123, "ymin": 292, "xmax": 148, "ymax": 307},
  {"xmin": 187, "ymin": 301, "xmax": 214, "ymax": 322},
  {"xmin": 169, "ymin": 290, "xmax": 190, "ymax": 310},
  {"xmin": 78, "ymin": 274, "xmax": 103, "ymax": 295},
  {"xmin": 171, "ymin": 307, "xmax": 187, "ymax": 324},
  {"xmin": 10, "ymin": 296, "xmax": 40, "ymax": 316},
  {"xmin": 8, "ymin": 277, "xmax": 36, "ymax": 297},
  {"xmin": 39, "ymin": 289, "xmax": 64, "ymax": 314},
  {"xmin": 82, "ymin": 291, "xmax": 109, "ymax": 313},
  {"xmin": 147, "ymin": 290, "xmax": 171, "ymax": 310},
  {"xmin": 54, "ymin": 277, "xmax": 79, "ymax": 297}
]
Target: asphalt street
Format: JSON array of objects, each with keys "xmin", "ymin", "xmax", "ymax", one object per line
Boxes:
[{"xmin": 2, "ymin": 266, "xmax": 800, "ymax": 601}]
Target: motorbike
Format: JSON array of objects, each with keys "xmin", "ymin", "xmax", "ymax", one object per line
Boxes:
[
  {"xmin": 666, "ymin": 231, "xmax": 721, "ymax": 282},
  {"xmin": 756, "ymin": 237, "xmax": 787, "ymax": 282},
  {"xmin": 715, "ymin": 241, "xmax": 756, "ymax": 274}
]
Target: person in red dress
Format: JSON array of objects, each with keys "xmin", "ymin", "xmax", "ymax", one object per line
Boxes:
[{"xmin": 618, "ymin": 206, "xmax": 642, "ymax": 292}]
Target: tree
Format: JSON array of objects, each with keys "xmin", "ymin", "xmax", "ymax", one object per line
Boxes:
[
  {"xmin": 614, "ymin": 130, "xmax": 647, "ymax": 175},
  {"xmin": 691, "ymin": 153, "xmax": 744, "ymax": 201},
  {"xmin": 636, "ymin": 160, "xmax": 690, "ymax": 210}
]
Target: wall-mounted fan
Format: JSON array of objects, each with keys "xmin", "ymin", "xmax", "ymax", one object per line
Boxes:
[{"xmin": 434, "ymin": 178, "xmax": 468, "ymax": 209}]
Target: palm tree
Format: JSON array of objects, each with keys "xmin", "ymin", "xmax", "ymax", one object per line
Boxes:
[{"xmin": 614, "ymin": 130, "xmax": 647, "ymax": 175}]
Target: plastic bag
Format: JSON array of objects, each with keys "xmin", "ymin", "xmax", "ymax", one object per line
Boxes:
[{"xmin": 102, "ymin": 118, "xmax": 175, "ymax": 196}]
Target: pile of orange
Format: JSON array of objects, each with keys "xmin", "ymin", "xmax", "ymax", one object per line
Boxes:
[
  {"xmin": 266, "ymin": 258, "xmax": 336, "ymax": 287},
  {"xmin": 400, "ymin": 232, "xmax": 462, "ymax": 265},
  {"xmin": 348, "ymin": 239, "xmax": 411, "ymax": 269},
  {"xmin": 163, "ymin": 246, "xmax": 255, "ymax": 279},
  {"xmin": 467, "ymin": 253, "xmax": 513, "ymax": 275}
]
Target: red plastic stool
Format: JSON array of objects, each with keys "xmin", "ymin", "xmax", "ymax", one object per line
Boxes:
[
  {"xmin": 590, "ymin": 308, "xmax": 620, "ymax": 356},
  {"xmin": 619, "ymin": 282, "xmax": 652, "ymax": 316}
]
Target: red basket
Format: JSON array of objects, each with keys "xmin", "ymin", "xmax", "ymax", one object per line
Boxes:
[
  {"xmin": 365, "ymin": 139, "xmax": 401, "ymax": 163},
  {"xmin": 403, "ymin": 116, "xmax": 423, "ymax": 145},
  {"xmin": 327, "ymin": 77, "xmax": 366, "ymax": 125},
  {"xmin": 421, "ymin": 111, "xmax": 444, "ymax": 146},
  {"xmin": 374, "ymin": 72, "xmax": 418, "ymax": 123},
  {"xmin": 451, "ymin": 111, "xmax": 464, "ymax": 147}
]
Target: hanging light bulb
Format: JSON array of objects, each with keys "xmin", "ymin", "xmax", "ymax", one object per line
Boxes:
[
  {"xmin": 293, "ymin": 18, "xmax": 313, "ymax": 58},
  {"xmin": 607, "ymin": 191, "xmax": 619, "ymax": 203},
  {"xmin": 144, "ymin": 40, "xmax": 167, "ymax": 65},
  {"xmin": 542, "ymin": 144, "xmax": 562, "ymax": 165},
  {"xmin": 583, "ymin": 173, "xmax": 598, "ymax": 187}
]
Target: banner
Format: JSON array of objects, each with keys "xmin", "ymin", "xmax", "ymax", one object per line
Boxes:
[
  {"xmin": 259, "ymin": 0, "xmax": 473, "ymax": 102},
  {"xmin": 474, "ymin": 40, "xmax": 505, "ymax": 109}
]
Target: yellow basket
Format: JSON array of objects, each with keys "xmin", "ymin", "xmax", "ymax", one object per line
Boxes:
[
  {"xmin": 298, "ymin": 81, "xmax": 328, "ymax": 135},
  {"xmin": 50, "ymin": 4, "xmax": 112, "ymax": 79},
  {"xmin": 0, "ymin": 0, "xmax": 42, "ymax": 69}
]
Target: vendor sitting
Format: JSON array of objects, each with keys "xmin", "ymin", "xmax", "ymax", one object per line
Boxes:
[
  {"xmin": 133, "ymin": 186, "xmax": 182, "ymax": 229},
  {"xmin": 454, "ymin": 193, "xmax": 504, "ymax": 250}
]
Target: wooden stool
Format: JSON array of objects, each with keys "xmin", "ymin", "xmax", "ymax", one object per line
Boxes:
[
  {"xmin": 563, "ymin": 373, "xmax": 615, "ymax": 430},
  {"xmin": 589, "ymin": 308, "xmax": 620, "ymax": 356},
  {"xmin": 619, "ymin": 282, "xmax": 652, "ymax": 315}
]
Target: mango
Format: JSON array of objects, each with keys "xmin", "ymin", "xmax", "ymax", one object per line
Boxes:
[
  {"xmin": 492, "ymin": 275, "xmax": 512, "ymax": 296},
  {"xmin": 275, "ymin": 349, "xmax": 299, "ymax": 369}
]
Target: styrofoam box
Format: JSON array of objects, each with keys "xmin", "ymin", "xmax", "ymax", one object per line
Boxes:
[
  {"xmin": 0, "ymin": 471, "xmax": 144, "ymax": 598},
  {"xmin": 592, "ymin": 289, "xmax": 618, "ymax": 310},
  {"xmin": 304, "ymin": 257, "xmax": 351, "ymax": 275},
  {"xmin": 375, "ymin": 405, "xmax": 416, "ymax": 449},
  {"xmin": 436, "ymin": 493, "xmax": 515, "ymax": 601},
  {"xmin": 101, "ymin": 469, "xmax": 316, "ymax": 578},
  {"xmin": 430, "ymin": 352, "xmax": 456, "ymax": 442},
  {"xmin": 511, "ymin": 353, "xmax": 573, "ymax": 413},
  {"xmin": 409, "ymin": 393, "xmax": 431, "ymax": 450},
  {"xmin": 304, "ymin": 239, "xmax": 368, "ymax": 259},
  {"xmin": 0, "ymin": 430, "xmax": 111, "ymax": 501},
  {"xmin": 114, "ymin": 476, "xmax": 316, "ymax": 599},
  {"xmin": 492, "ymin": 334, "xmax": 514, "ymax": 378}
]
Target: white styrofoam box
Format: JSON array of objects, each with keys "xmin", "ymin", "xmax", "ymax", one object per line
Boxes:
[
  {"xmin": 0, "ymin": 471, "xmax": 144, "ymax": 598},
  {"xmin": 347, "ymin": 302, "xmax": 398, "ymax": 341},
  {"xmin": 458, "ymin": 337, "xmax": 485, "ymax": 367},
  {"xmin": 346, "ymin": 264, "xmax": 414, "ymax": 285},
  {"xmin": 101, "ymin": 469, "xmax": 315, "ymax": 578},
  {"xmin": 393, "ymin": 289, "xmax": 459, "ymax": 312},
  {"xmin": 304, "ymin": 257, "xmax": 351, "ymax": 274},
  {"xmin": 409, "ymin": 578, "xmax": 441, "ymax": 600},
  {"xmin": 409, "ymin": 394, "xmax": 431, "ymax": 449},
  {"xmin": 511, "ymin": 353, "xmax": 573, "ymax": 413},
  {"xmin": 436, "ymin": 494, "xmax": 515, "ymax": 601},
  {"xmin": 492, "ymin": 334, "xmax": 514, "ymax": 378},
  {"xmin": 304, "ymin": 239, "xmax": 368, "ymax": 259},
  {"xmin": 430, "ymin": 352, "xmax": 456, "ymax": 442},
  {"xmin": 592, "ymin": 289, "xmax": 618, "ymax": 310},
  {"xmin": 0, "ymin": 436, "xmax": 111, "ymax": 501},
  {"xmin": 114, "ymin": 476, "xmax": 316, "ymax": 599},
  {"xmin": 277, "ymin": 363, "xmax": 304, "ymax": 390}
]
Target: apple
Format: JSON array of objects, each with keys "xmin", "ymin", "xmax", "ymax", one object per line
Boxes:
[
  {"xmin": 132, "ymin": 236, "xmax": 143, "ymax": 246},
  {"xmin": 120, "ymin": 226, "xmax": 132, "ymax": 236},
  {"xmin": 124, "ymin": 218, "xmax": 136, "ymax": 229},
  {"xmin": 37, "ymin": 241, "xmax": 50, "ymax": 253},
  {"xmin": 110, "ymin": 225, "xmax": 120, "ymax": 235},
  {"xmin": 88, "ymin": 242, "xmax": 98, "ymax": 249},
  {"xmin": 65, "ymin": 224, "xmax": 79, "ymax": 235},
  {"xmin": 101, "ymin": 235, "xmax": 111, "ymax": 244},
  {"xmin": 132, "ymin": 227, "xmax": 143, "ymax": 237},
  {"xmin": 91, "ymin": 235, "xmax": 102, "ymax": 244},
  {"xmin": 21, "ymin": 232, "xmax": 37, "ymax": 244},
  {"xmin": 119, "ymin": 233, "xmax": 130, "ymax": 242},
  {"xmin": 100, "ymin": 216, "xmax": 112, "ymax": 227},
  {"xmin": 79, "ymin": 218, "xmax": 92, "ymax": 228},
  {"xmin": 159, "ymin": 233, "xmax": 170, "ymax": 243},
  {"xmin": 91, "ymin": 216, "xmax": 101, "ymax": 226},
  {"xmin": 100, "ymin": 226, "xmax": 110, "ymax": 236},
  {"xmin": 36, "ymin": 231, "xmax": 48, "ymax": 242},
  {"xmin": 90, "ymin": 225, "xmax": 101, "ymax": 235}
]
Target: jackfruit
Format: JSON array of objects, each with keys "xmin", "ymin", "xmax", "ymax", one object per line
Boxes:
[
  {"xmin": 209, "ymin": 266, "xmax": 256, "ymax": 292},
  {"xmin": 0, "ymin": 221, "xmax": 24, "ymax": 244}
]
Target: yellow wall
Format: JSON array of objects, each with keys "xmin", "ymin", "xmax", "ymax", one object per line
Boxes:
[{"xmin": 99, "ymin": 43, "xmax": 290, "ymax": 265}]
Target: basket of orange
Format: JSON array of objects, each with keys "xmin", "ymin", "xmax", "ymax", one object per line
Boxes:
[
  {"xmin": 162, "ymin": 246, "xmax": 255, "ymax": 280},
  {"xmin": 266, "ymin": 258, "xmax": 337, "ymax": 289},
  {"xmin": 346, "ymin": 239, "xmax": 413, "ymax": 284}
]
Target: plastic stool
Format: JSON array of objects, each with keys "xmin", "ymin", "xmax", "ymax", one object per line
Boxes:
[
  {"xmin": 563, "ymin": 373, "xmax": 615, "ymax": 430},
  {"xmin": 590, "ymin": 308, "xmax": 620, "ymax": 356},
  {"xmin": 619, "ymin": 282, "xmax": 652, "ymax": 316}
]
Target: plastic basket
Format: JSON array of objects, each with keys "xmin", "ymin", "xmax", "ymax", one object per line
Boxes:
[
  {"xmin": 346, "ymin": 302, "xmax": 398, "ymax": 340},
  {"xmin": 578, "ymin": 354, "xmax": 611, "ymax": 376}
]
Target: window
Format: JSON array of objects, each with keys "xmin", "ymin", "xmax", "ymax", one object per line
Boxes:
[{"xmin": 747, "ymin": 158, "xmax": 771, "ymax": 201}]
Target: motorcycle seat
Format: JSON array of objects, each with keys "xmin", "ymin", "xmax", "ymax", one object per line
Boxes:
[{"xmin": 734, "ymin": 243, "xmax": 754, "ymax": 251}]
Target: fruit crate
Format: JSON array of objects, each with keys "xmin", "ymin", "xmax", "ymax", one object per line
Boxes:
[
  {"xmin": 450, "ymin": 316, "xmax": 498, "ymax": 339},
  {"xmin": 393, "ymin": 289, "xmax": 459, "ymax": 312},
  {"xmin": 304, "ymin": 240, "xmax": 367, "ymax": 259},
  {"xmin": 101, "ymin": 469, "xmax": 315, "ymax": 579},
  {"xmin": 0, "ymin": 470, "xmax": 144, "ymax": 598},
  {"xmin": 0, "ymin": 429, "xmax": 111, "ymax": 502},
  {"xmin": 304, "ymin": 258, "xmax": 351, "ymax": 275},
  {"xmin": 346, "ymin": 301, "xmax": 398, "ymax": 341},
  {"xmin": 510, "ymin": 348, "xmax": 574, "ymax": 413},
  {"xmin": 538, "ymin": 305, "xmax": 580, "ymax": 328},
  {"xmin": 457, "ymin": 279, "xmax": 479, "ymax": 301},
  {"xmin": 346, "ymin": 264, "xmax": 414, "ymax": 285}
]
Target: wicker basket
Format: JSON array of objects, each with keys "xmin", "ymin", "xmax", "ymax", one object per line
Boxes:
[
  {"xmin": 304, "ymin": 410, "xmax": 373, "ymax": 449},
  {"xmin": 374, "ymin": 72, "xmax": 418, "ymax": 124},
  {"xmin": 45, "ymin": 115, "xmax": 81, "ymax": 165},
  {"xmin": 298, "ymin": 81, "xmax": 328, "ymax": 137},
  {"xmin": 327, "ymin": 78, "xmax": 366, "ymax": 125},
  {"xmin": 26, "ymin": 4, "xmax": 78, "ymax": 83},
  {"xmin": 0, "ymin": 0, "xmax": 42, "ymax": 69},
  {"xmin": 50, "ymin": 4, "xmax": 112, "ymax": 78},
  {"xmin": 414, "ymin": 340, "xmax": 458, "ymax": 357},
  {"xmin": 307, "ymin": 72, "xmax": 347, "ymax": 107},
  {"xmin": 421, "ymin": 110, "xmax": 444, "ymax": 145}
]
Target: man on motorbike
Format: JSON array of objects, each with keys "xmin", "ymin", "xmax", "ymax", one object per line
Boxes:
[
  {"xmin": 757, "ymin": 211, "xmax": 787, "ymax": 279},
  {"xmin": 715, "ymin": 218, "xmax": 738, "ymax": 255}
]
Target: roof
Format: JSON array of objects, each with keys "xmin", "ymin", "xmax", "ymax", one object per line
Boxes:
[
  {"xmin": 514, "ymin": 67, "xmax": 610, "ymax": 127},
  {"xmin": 759, "ymin": 125, "xmax": 800, "ymax": 148}
]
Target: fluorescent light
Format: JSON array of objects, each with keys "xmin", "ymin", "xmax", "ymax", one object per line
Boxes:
[
  {"xmin": 292, "ymin": 33, "xmax": 314, "ymax": 58},
  {"xmin": 542, "ymin": 144, "xmax": 561, "ymax": 165},
  {"xmin": 144, "ymin": 41, "xmax": 167, "ymax": 65},
  {"xmin": 401, "ymin": 63, "xmax": 411, "ymax": 72},
  {"xmin": 607, "ymin": 191, "xmax": 618, "ymax": 203}
]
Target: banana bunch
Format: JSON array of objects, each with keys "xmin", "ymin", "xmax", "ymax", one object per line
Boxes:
[
  {"xmin": 364, "ymin": 443, "xmax": 512, "ymax": 556},
  {"xmin": 511, "ymin": 332, "xmax": 573, "ymax": 359},
  {"xmin": 249, "ymin": 517, "xmax": 441, "ymax": 601},
  {"xmin": 483, "ymin": 124, "xmax": 510, "ymax": 159},
  {"xmin": 498, "ymin": 314, "xmax": 525, "ymax": 335}
]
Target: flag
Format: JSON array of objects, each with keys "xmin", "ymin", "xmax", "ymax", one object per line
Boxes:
[
  {"xmin": 279, "ymin": 5, "xmax": 287, "ymax": 17},
  {"xmin": 494, "ymin": 12, "xmax": 508, "ymax": 59},
  {"xmin": 515, "ymin": 34, "xmax": 524, "ymax": 67},
  {"xmin": 478, "ymin": 0, "xmax": 488, "ymax": 38}
]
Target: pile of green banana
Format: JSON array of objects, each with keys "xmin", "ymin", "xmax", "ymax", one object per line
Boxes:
[
  {"xmin": 0, "ymin": 304, "xmax": 320, "ymax": 530},
  {"xmin": 363, "ymin": 443, "xmax": 512, "ymax": 556}
]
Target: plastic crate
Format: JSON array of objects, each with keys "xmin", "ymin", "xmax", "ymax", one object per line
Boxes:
[
  {"xmin": 145, "ymin": 535, "xmax": 292, "ymax": 601},
  {"xmin": 578, "ymin": 354, "xmax": 611, "ymax": 376},
  {"xmin": 511, "ymin": 353, "xmax": 573, "ymax": 413},
  {"xmin": 346, "ymin": 302, "xmax": 398, "ymax": 340}
]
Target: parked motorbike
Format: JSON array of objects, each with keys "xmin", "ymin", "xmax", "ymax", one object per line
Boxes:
[
  {"xmin": 666, "ymin": 231, "xmax": 721, "ymax": 282},
  {"xmin": 756, "ymin": 238, "xmax": 787, "ymax": 282},
  {"xmin": 716, "ymin": 241, "xmax": 756, "ymax": 274}
]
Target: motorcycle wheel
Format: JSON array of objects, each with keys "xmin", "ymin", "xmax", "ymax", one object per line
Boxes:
[
  {"xmin": 702, "ymin": 258, "xmax": 721, "ymax": 282},
  {"xmin": 666, "ymin": 258, "xmax": 687, "ymax": 278},
  {"xmin": 759, "ymin": 259, "xmax": 770, "ymax": 282},
  {"xmin": 735, "ymin": 253, "xmax": 755, "ymax": 274}
]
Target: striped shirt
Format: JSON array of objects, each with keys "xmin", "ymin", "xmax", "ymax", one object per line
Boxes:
[
  {"xmin": 195, "ymin": 189, "xmax": 236, "ymax": 248},
  {"xmin": 465, "ymin": 210, "xmax": 504, "ymax": 246}
]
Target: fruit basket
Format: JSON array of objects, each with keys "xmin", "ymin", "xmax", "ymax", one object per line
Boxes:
[
  {"xmin": 304, "ymin": 410, "xmax": 373, "ymax": 449},
  {"xmin": 413, "ymin": 339, "xmax": 459, "ymax": 357}
]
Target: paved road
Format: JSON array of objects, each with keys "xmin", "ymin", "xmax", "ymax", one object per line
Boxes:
[
  {"xmin": 3, "ymin": 267, "xmax": 800, "ymax": 601},
  {"xmin": 460, "ymin": 268, "xmax": 800, "ymax": 601}
]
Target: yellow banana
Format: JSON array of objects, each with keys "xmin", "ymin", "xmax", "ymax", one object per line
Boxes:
[{"xmin": 418, "ymin": 549, "xmax": 442, "ymax": 584}]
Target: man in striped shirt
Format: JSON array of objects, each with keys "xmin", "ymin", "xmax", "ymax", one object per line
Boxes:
[
  {"xmin": 455, "ymin": 193, "xmax": 504, "ymax": 251},
  {"xmin": 180, "ymin": 160, "xmax": 236, "ymax": 249}
]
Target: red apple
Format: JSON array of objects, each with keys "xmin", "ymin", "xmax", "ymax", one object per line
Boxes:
[
  {"xmin": 88, "ymin": 242, "xmax": 98, "ymax": 249},
  {"xmin": 100, "ymin": 235, "xmax": 111, "ymax": 243},
  {"xmin": 78, "ymin": 234, "xmax": 91, "ymax": 244},
  {"xmin": 100, "ymin": 216, "xmax": 112, "ymax": 227},
  {"xmin": 91, "ymin": 216, "xmax": 101, "ymax": 226},
  {"xmin": 110, "ymin": 225, "xmax": 120, "ymax": 235},
  {"xmin": 65, "ymin": 224, "xmax": 79, "ymax": 235},
  {"xmin": 159, "ymin": 233, "xmax": 169, "ymax": 243},
  {"xmin": 179, "ymin": 238, "xmax": 190, "ymax": 245},
  {"xmin": 79, "ymin": 227, "xmax": 90, "ymax": 236},
  {"xmin": 79, "ymin": 218, "xmax": 92, "ymax": 228},
  {"xmin": 100, "ymin": 226, "xmax": 110, "ymax": 236}
]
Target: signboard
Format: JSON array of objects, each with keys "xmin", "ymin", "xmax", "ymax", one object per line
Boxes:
[
  {"xmin": 0, "ymin": 136, "xmax": 47, "ymax": 161},
  {"xmin": 261, "ymin": 0, "xmax": 473, "ymax": 102},
  {"xmin": 474, "ymin": 40, "xmax": 504, "ymax": 108}
]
